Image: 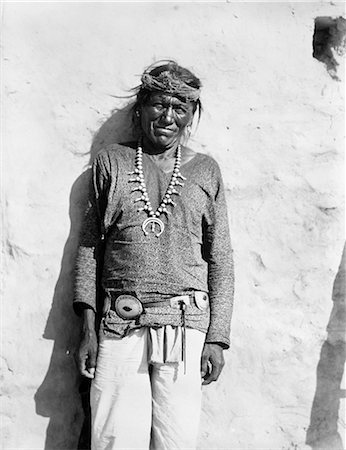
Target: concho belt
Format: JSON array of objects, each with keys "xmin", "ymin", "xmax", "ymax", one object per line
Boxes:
[
  {"xmin": 106, "ymin": 291, "xmax": 209, "ymax": 374},
  {"xmin": 109, "ymin": 291, "xmax": 209, "ymax": 319}
]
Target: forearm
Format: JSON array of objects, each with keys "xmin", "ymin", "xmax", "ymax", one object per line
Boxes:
[
  {"xmin": 205, "ymin": 254, "xmax": 235, "ymax": 348},
  {"xmin": 82, "ymin": 307, "xmax": 96, "ymax": 334},
  {"xmin": 74, "ymin": 243, "xmax": 98, "ymax": 314}
]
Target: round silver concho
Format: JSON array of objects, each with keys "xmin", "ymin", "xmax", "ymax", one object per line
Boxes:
[
  {"xmin": 142, "ymin": 217, "xmax": 165, "ymax": 237},
  {"xmin": 114, "ymin": 295, "xmax": 143, "ymax": 320}
]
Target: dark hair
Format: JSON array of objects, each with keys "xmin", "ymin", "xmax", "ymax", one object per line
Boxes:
[{"xmin": 132, "ymin": 60, "xmax": 203, "ymax": 129}]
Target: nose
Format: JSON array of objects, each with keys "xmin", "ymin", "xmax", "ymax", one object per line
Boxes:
[{"xmin": 161, "ymin": 105, "xmax": 174, "ymax": 124}]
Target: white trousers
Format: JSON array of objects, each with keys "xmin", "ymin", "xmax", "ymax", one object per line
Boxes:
[{"xmin": 90, "ymin": 327, "xmax": 205, "ymax": 450}]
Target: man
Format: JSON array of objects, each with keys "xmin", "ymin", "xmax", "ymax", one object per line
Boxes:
[{"xmin": 74, "ymin": 60, "xmax": 234, "ymax": 450}]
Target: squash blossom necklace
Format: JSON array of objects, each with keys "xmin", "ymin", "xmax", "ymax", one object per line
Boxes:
[{"xmin": 129, "ymin": 141, "xmax": 186, "ymax": 237}]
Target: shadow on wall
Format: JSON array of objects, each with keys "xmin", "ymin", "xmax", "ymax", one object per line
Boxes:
[
  {"xmin": 306, "ymin": 243, "xmax": 346, "ymax": 450},
  {"xmin": 34, "ymin": 103, "xmax": 135, "ymax": 450}
]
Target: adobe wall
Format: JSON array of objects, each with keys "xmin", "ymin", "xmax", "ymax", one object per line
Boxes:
[{"xmin": 2, "ymin": 2, "xmax": 345, "ymax": 449}]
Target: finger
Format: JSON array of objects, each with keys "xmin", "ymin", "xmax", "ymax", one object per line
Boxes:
[
  {"xmin": 200, "ymin": 356, "xmax": 209, "ymax": 378},
  {"xmin": 80, "ymin": 367, "xmax": 95, "ymax": 379},
  {"xmin": 79, "ymin": 352, "xmax": 95, "ymax": 378},
  {"xmin": 87, "ymin": 351, "xmax": 97, "ymax": 370},
  {"xmin": 202, "ymin": 363, "xmax": 223, "ymax": 386},
  {"xmin": 87, "ymin": 367, "xmax": 95, "ymax": 378},
  {"xmin": 78, "ymin": 350, "xmax": 93, "ymax": 377},
  {"xmin": 79, "ymin": 362, "xmax": 94, "ymax": 378},
  {"xmin": 202, "ymin": 373, "xmax": 217, "ymax": 385},
  {"xmin": 78, "ymin": 354, "xmax": 87, "ymax": 376}
]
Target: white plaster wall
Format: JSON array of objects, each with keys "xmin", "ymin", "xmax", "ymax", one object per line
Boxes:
[{"xmin": 2, "ymin": 2, "xmax": 345, "ymax": 449}]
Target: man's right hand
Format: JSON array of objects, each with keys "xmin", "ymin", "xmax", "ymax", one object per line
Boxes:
[
  {"xmin": 78, "ymin": 330, "xmax": 98, "ymax": 378},
  {"xmin": 77, "ymin": 307, "xmax": 98, "ymax": 378}
]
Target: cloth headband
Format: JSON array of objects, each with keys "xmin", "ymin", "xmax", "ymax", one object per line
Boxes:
[{"xmin": 140, "ymin": 71, "xmax": 201, "ymax": 102}]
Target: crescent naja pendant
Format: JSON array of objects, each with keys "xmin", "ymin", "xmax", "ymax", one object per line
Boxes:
[{"xmin": 142, "ymin": 217, "xmax": 165, "ymax": 237}]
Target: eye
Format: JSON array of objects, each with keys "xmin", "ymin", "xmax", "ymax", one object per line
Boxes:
[
  {"xmin": 174, "ymin": 106, "xmax": 187, "ymax": 115},
  {"xmin": 152, "ymin": 103, "xmax": 164, "ymax": 110}
]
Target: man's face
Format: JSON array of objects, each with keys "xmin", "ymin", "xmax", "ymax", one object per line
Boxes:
[{"xmin": 140, "ymin": 92, "xmax": 194, "ymax": 151}]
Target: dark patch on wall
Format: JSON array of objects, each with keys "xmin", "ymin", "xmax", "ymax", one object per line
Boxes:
[
  {"xmin": 313, "ymin": 16, "xmax": 346, "ymax": 80},
  {"xmin": 306, "ymin": 243, "xmax": 346, "ymax": 450}
]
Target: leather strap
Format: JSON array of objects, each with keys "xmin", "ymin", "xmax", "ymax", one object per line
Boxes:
[{"xmin": 144, "ymin": 294, "xmax": 191, "ymax": 309}]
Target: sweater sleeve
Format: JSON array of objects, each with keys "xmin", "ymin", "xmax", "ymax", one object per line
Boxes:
[
  {"xmin": 203, "ymin": 161, "xmax": 235, "ymax": 349},
  {"xmin": 73, "ymin": 153, "xmax": 111, "ymax": 315}
]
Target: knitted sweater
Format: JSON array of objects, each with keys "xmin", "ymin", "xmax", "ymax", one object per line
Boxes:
[{"xmin": 74, "ymin": 143, "xmax": 234, "ymax": 348}]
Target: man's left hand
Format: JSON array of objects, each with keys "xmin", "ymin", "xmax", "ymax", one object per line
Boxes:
[{"xmin": 200, "ymin": 343, "xmax": 225, "ymax": 386}]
